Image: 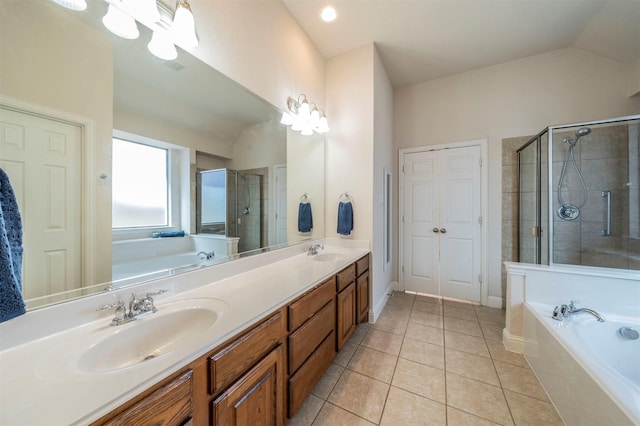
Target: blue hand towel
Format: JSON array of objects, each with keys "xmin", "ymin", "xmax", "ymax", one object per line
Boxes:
[
  {"xmin": 160, "ymin": 230, "xmax": 185, "ymax": 238},
  {"xmin": 298, "ymin": 202, "xmax": 313, "ymax": 233},
  {"xmin": 337, "ymin": 201, "xmax": 353, "ymax": 236},
  {"xmin": 0, "ymin": 168, "xmax": 26, "ymax": 323}
]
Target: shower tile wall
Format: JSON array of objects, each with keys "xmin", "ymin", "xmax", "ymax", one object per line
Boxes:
[
  {"xmin": 501, "ymin": 136, "xmax": 532, "ymax": 296},
  {"xmin": 553, "ymin": 125, "xmax": 636, "ymax": 269}
]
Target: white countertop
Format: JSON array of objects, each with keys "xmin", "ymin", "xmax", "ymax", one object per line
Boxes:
[{"xmin": 0, "ymin": 240, "xmax": 369, "ymax": 425}]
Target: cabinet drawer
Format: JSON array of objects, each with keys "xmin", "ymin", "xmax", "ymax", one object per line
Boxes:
[
  {"xmin": 288, "ymin": 277, "xmax": 335, "ymax": 331},
  {"xmin": 288, "ymin": 331, "xmax": 336, "ymax": 417},
  {"xmin": 336, "ymin": 264, "xmax": 356, "ymax": 292},
  {"xmin": 209, "ymin": 311, "xmax": 283, "ymax": 395},
  {"xmin": 288, "ymin": 301, "xmax": 335, "ymax": 374},
  {"xmin": 99, "ymin": 370, "xmax": 193, "ymax": 426},
  {"xmin": 356, "ymin": 255, "xmax": 369, "ymax": 276}
]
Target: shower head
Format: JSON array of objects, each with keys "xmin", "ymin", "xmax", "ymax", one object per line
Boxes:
[{"xmin": 575, "ymin": 127, "xmax": 591, "ymax": 138}]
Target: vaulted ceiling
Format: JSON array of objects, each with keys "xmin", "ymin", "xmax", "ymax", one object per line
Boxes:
[{"xmin": 282, "ymin": 0, "xmax": 640, "ymax": 88}]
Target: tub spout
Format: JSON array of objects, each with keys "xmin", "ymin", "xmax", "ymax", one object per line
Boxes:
[{"xmin": 567, "ymin": 301, "xmax": 605, "ymax": 322}]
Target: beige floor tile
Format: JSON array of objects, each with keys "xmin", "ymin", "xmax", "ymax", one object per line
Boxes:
[
  {"xmin": 391, "ymin": 357, "xmax": 446, "ymax": 403},
  {"xmin": 387, "ymin": 295, "xmax": 414, "ymax": 308},
  {"xmin": 327, "ymin": 370, "xmax": 389, "ymax": 424},
  {"xmin": 444, "ymin": 305, "xmax": 479, "ymax": 322},
  {"xmin": 504, "ymin": 390, "xmax": 564, "ymax": 426},
  {"xmin": 409, "ymin": 310, "xmax": 444, "ymax": 328},
  {"xmin": 334, "ymin": 341, "xmax": 358, "ymax": 367},
  {"xmin": 311, "ymin": 363, "xmax": 344, "ymax": 399},
  {"xmin": 480, "ymin": 322, "xmax": 504, "ymax": 342},
  {"xmin": 444, "ymin": 317, "xmax": 484, "ymax": 337},
  {"xmin": 485, "ymin": 340, "xmax": 528, "ymax": 368},
  {"xmin": 444, "ymin": 299, "xmax": 476, "ymax": 310},
  {"xmin": 405, "ymin": 322, "xmax": 444, "ymax": 346},
  {"xmin": 380, "ymin": 386, "xmax": 446, "ymax": 426},
  {"xmin": 370, "ymin": 314, "xmax": 408, "ymax": 336},
  {"xmin": 379, "ymin": 303, "xmax": 412, "ymax": 321},
  {"xmin": 445, "ymin": 348, "xmax": 500, "ymax": 386},
  {"xmin": 312, "ymin": 402, "xmax": 376, "ymax": 426},
  {"xmin": 400, "ymin": 337, "xmax": 445, "ymax": 369},
  {"xmin": 413, "ymin": 300, "xmax": 444, "ymax": 315},
  {"xmin": 392, "ymin": 291, "xmax": 415, "ymax": 300},
  {"xmin": 494, "ymin": 361, "xmax": 549, "ymax": 401},
  {"xmin": 349, "ymin": 323, "xmax": 371, "ymax": 345},
  {"xmin": 444, "ymin": 330, "xmax": 489, "ymax": 358},
  {"xmin": 289, "ymin": 394, "xmax": 324, "ymax": 426},
  {"xmin": 446, "ymin": 406, "xmax": 501, "ymax": 425},
  {"xmin": 347, "ymin": 346, "xmax": 398, "ymax": 384},
  {"xmin": 475, "ymin": 307, "xmax": 506, "ymax": 327},
  {"xmin": 446, "ymin": 373, "xmax": 513, "ymax": 425},
  {"xmin": 415, "ymin": 294, "xmax": 442, "ymax": 303},
  {"xmin": 360, "ymin": 329, "xmax": 404, "ymax": 356}
]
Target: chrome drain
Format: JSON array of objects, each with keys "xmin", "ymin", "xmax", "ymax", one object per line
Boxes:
[{"xmin": 618, "ymin": 327, "xmax": 639, "ymax": 340}]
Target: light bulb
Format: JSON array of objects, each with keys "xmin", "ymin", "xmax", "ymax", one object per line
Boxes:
[
  {"xmin": 310, "ymin": 107, "xmax": 320, "ymax": 127},
  {"xmin": 50, "ymin": 0, "xmax": 87, "ymax": 11},
  {"xmin": 320, "ymin": 6, "xmax": 338, "ymax": 22},
  {"xmin": 317, "ymin": 115, "xmax": 330, "ymax": 133},
  {"xmin": 173, "ymin": 0, "xmax": 199, "ymax": 48},
  {"xmin": 299, "ymin": 99, "xmax": 310, "ymax": 121},
  {"xmin": 102, "ymin": 5, "xmax": 139, "ymax": 39},
  {"xmin": 280, "ymin": 112, "xmax": 294, "ymax": 126},
  {"xmin": 148, "ymin": 29, "xmax": 177, "ymax": 60}
]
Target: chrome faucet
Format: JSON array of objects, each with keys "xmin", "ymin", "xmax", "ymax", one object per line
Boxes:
[
  {"xmin": 307, "ymin": 244, "xmax": 324, "ymax": 256},
  {"xmin": 197, "ymin": 250, "xmax": 215, "ymax": 260},
  {"xmin": 552, "ymin": 300, "xmax": 604, "ymax": 322},
  {"xmin": 97, "ymin": 290, "xmax": 167, "ymax": 326}
]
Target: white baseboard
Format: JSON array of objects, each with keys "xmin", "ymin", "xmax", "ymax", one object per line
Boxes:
[
  {"xmin": 502, "ymin": 328, "xmax": 524, "ymax": 354},
  {"xmin": 369, "ymin": 280, "xmax": 396, "ymax": 323},
  {"xmin": 487, "ymin": 296, "xmax": 503, "ymax": 309}
]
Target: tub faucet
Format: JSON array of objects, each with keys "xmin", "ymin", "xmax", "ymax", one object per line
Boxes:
[
  {"xmin": 552, "ymin": 300, "xmax": 604, "ymax": 322},
  {"xmin": 198, "ymin": 250, "xmax": 214, "ymax": 260}
]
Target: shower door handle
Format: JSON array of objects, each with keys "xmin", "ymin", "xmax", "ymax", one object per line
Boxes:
[{"xmin": 602, "ymin": 191, "xmax": 611, "ymax": 236}]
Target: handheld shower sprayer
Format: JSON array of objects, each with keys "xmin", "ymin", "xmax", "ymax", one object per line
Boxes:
[{"xmin": 557, "ymin": 127, "xmax": 591, "ymax": 220}]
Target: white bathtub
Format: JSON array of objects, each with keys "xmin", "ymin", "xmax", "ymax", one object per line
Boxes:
[{"xmin": 524, "ymin": 302, "xmax": 640, "ymax": 425}]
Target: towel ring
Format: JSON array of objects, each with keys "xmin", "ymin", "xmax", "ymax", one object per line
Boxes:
[
  {"xmin": 300, "ymin": 193, "xmax": 310, "ymax": 203},
  {"xmin": 339, "ymin": 192, "xmax": 352, "ymax": 203}
]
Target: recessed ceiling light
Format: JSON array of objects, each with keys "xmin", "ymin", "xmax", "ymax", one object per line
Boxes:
[{"xmin": 320, "ymin": 6, "xmax": 338, "ymax": 22}]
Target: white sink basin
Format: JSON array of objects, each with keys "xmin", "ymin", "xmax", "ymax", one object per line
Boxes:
[
  {"xmin": 77, "ymin": 298, "xmax": 228, "ymax": 373},
  {"xmin": 313, "ymin": 253, "xmax": 348, "ymax": 262}
]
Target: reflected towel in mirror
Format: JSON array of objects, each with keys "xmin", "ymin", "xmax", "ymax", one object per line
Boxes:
[
  {"xmin": 337, "ymin": 201, "xmax": 353, "ymax": 236},
  {"xmin": 298, "ymin": 202, "xmax": 313, "ymax": 233},
  {"xmin": 0, "ymin": 168, "xmax": 26, "ymax": 322}
]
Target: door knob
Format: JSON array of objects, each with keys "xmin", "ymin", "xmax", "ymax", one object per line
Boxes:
[
  {"xmin": 432, "ymin": 227, "xmax": 440, "ymax": 233},
  {"xmin": 440, "ymin": 228, "xmax": 447, "ymax": 233}
]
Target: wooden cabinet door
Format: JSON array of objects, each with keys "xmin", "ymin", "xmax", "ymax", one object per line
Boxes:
[
  {"xmin": 336, "ymin": 282, "xmax": 356, "ymax": 351},
  {"xmin": 356, "ymin": 270, "xmax": 369, "ymax": 324},
  {"xmin": 213, "ymin": 346, "xmax": 284, "ymax": 426}
]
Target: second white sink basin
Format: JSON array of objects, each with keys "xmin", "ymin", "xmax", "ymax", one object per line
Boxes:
[
  {"xmin": 77, "ymin": 298, "xmax": 228, "ymax": 373},
  {"xmin": 313, "ymin": 253, "xmax": 348, "ymax": 263}
]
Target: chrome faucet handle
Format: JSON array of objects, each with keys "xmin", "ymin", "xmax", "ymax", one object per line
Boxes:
[
  {"xmin": 96, "ymin": 300, "xmax": 124, "ymax": 312},
  {"xmin": 143, "ymin": 289, "xmax": 167, "ymax": 313},
  {"xmin": 569, "ymin": 300, "xmax": 580, "ymax": 310},
  {"xmin": 560, "ymin": 304, "xmax": 570, "ymax": 317},
  {"xmin": 552, "ymin": 306, "xmax": 563, "ymax": 321},
  {"xmin": 146, "ymin": 289, "xmax": 167, "ymax": 297}
]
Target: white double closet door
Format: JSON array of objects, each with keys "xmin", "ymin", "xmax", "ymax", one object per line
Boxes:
[{"xmin": 402, "ymin": 145, "xmax": 482, "ymax": 302}]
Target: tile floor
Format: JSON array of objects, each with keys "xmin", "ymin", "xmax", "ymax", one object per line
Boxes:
[{"xmin": 289, "ymin": 292, "xmax": 564, "ymax": 426}]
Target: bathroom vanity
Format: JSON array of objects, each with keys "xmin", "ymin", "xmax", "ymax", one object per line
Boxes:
[{"xmin": 0, "ymin": 242, "xmax": 370, "ymax": 425}]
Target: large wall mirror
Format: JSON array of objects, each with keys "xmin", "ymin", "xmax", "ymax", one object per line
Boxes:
[{"xmin": 0, "ymin": 0, "xmax": 325, "ymax": 310}]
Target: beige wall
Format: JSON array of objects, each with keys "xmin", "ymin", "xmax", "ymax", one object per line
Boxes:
[
  {"xmin": 183, "ymin": 2, "xmax": 325, "ymax": 119},
  {"xmin": 372, "ymin": 47, "xmax": 395, "ymax": 315},
  {"xmin": 631, "ymin": 58, "xmax": 640, "ymax": 97},
  {"xmin": 394, "ymin": 47, "xmax": 640, "ymax": 304}
]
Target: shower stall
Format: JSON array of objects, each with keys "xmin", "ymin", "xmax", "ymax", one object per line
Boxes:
[
  {"xmin": 197, "ymin": 168, "xmax": 265, "ymax": 253},
  {"xmin": 517, "ymin": 115, "xmax": 640, "ymax": 270}
]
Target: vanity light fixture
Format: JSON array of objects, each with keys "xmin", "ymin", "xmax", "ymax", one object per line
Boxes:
[
  {"xmin": 102, "ymin": 3, "xmax": 140, "ymax": 39},
  {"xmin": 172, "ymin": 0, "xmax": 199, "ymax": 48},
  {"xmin": 320, "ymin": 6, "xmax": 338, "ymax": 22},
  {"xmin": 148, "ymin": 29, "xmax": 178, "ymax": 60},
  {"xmin": 49, "ymin": 0, "xmax": 87, "ymax": 11},
  {"xmin": 281, "ymin": 95, "xmax": 329, "ymax": 135}
]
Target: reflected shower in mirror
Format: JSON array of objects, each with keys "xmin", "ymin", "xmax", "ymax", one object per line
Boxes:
[{"xmin": 0, "ymin": 0, "xmax": 325, "ymax": 310}]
